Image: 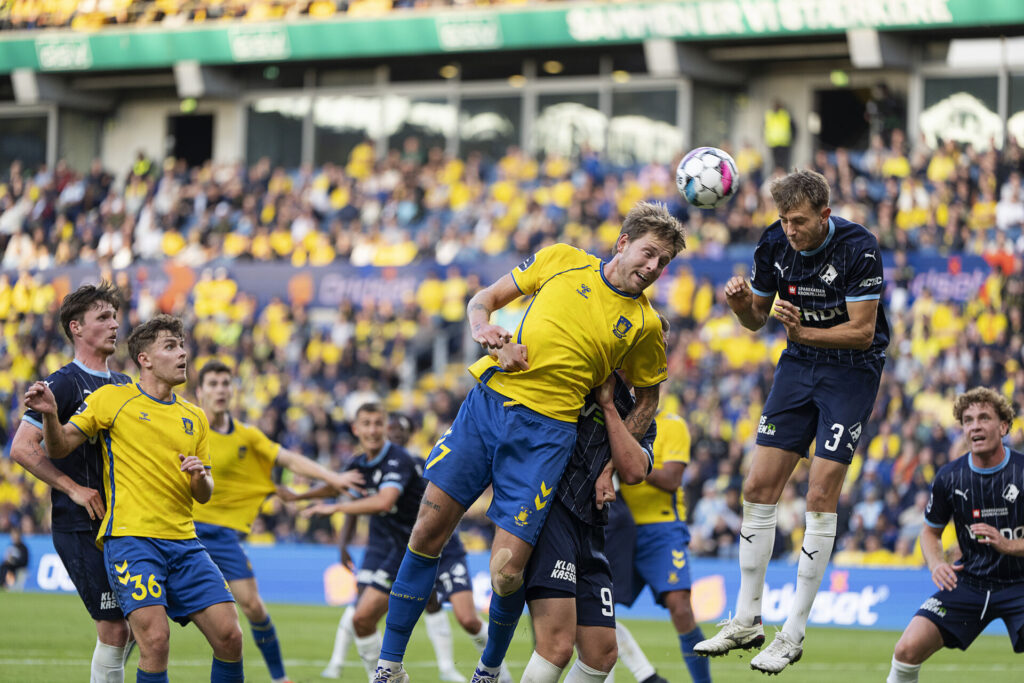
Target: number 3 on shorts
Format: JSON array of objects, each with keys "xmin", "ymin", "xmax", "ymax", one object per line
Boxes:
[{"xmin": 823, "ymin": 423, "xmax": 844, "ymax": 452}]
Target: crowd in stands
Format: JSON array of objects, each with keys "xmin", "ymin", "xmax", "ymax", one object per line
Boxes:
[
  {"xmin": 1, "ymin": 0, "xmax": 542, "ymax": 31},
  {"xmin": 1, "ymin": 135, "xmax": 1024, "ymax": 568}
]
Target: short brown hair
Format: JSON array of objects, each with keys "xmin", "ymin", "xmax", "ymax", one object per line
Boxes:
[
  {"xmin": 769, "ymin": 169, "xmax": 831, "ymax": 213},
  {"xmin": 355, "ymin": 402, "xmax": 386, "ymax": 418},
  {"xmin": 197, "ymin": 359, "xmax": 232, "ymax": 387},
  {"xmin": 59, "ymin": 282, "xmax": 121, "ymax": 341},
  {"xmin": 620, "ymin": 201, "xmax": 686, "ymax": 257},
  {"xmin": 126, "ymin": 315, "xmax": 184, "ymax": 369},
  {"xmin": 953, "ymin": 387, "xmax": 1016, "ymax": 425}
]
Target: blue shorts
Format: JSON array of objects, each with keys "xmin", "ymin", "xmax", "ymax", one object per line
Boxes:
[
  {"xmin": 357, "ymin": 539, "xmax": 404, "ymax": 594},
  {"xmin": 613, "ymin": 519, "xmax": 693, "ymax": 607},
  {"xmin": 914, "ymin": 580, "xmax": 1024, "ymax": 653},
  {"xmin": 424, "ymin": 380, "xmax": 577, "ymax": 545},
  {"xmin": 605, "ymin": 500, "xmax": 637, "ymax": 605},
  {"xmin": 757, "ymin": 354, "xmax": 882, "ymax": 464},
  {"xmin": 103, "ymin": 536, "xmax": 234, "ymax": 625},
  {"xmin": 524, "ymin": 500, "xmax": 615, "ymax": 628},
  {"xmin": 52, "ymin": 530, "xmax": 124, "ymax": 621},
  {"xmin": 195, "ymin": 522, "xmax": 255, "ymax": 582},
  {"xmin": 435, "ymin": 540, "xmax": 472, "ymax": 603}
]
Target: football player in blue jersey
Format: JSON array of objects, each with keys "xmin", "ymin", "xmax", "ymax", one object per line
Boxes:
[
  {"xmin": 695, "ymin": 170, "xmax": 890, "ymax": 674},
  {"xmin": 887, "ymin": 388, "xmax": 1024, "ymax": 683},
  {"xmin": 11, "ymin": 283, "xmax": 135, "ymax": 683}
]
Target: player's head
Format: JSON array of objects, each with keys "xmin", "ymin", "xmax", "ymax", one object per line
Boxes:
[
  {"xmin": 953, "ymin": 387, "xmax": 1015, "ymax": 456},
  {"xmin": 196, "ymin": 360, "xmax": 234, "ymax": 415},
  {"xmin": 126, "ymin": 315, "xmax": 187, "ymax": 386},
  {"xmin": 770, "ymin": 169, "xmax": 832, "ymax": 252},
  {"xmin": 388, "ymin": 412, "xmax": 414, "ymax": 448},
  {"xmin": 352, "ymin": 402, "xmax": 387, "ymax": 454},
  {"xmin": 614, "ymin": 201, "xmax": 686, "ymax": 295},
  {"xmin": 59, "ymin": 282, "xmax": 121, "ymax": 356}
]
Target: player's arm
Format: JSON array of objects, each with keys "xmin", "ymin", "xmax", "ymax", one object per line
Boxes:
[
  {"xmin": 467, "ymin": 273, "xmax": 521, "ymax": 350},
  {"xmin": 773, "ymin": 297, "xmax": 877, "ymax": 350},
  {"xmin": 337, "ymin": 511, "xmax": 359, "ymax": 572},
  {"xmin": 920, "ymin": 523, "xmax": 960, "ymax": 591},
  {"xmin": 277, "ymin": 483, "xmax": 342, "ymax": 502},
  {"xmin": 180, "ymin": 454, "xmax": 213, "ymax": 504},
  {"xmin": 10, "ymin": 422, "xmax": 106, "ymax": 519},
  {"xmin": 725, "ymin": 275, "xmax": 775, "ymax": 331},
  {"xmin": 623, "ymin": 384, "xmax": 659, "ymax": 441},
  {"xmin": 970, "ymin": 523, "xmax": 1024, "ymax": 557},
  {"xmin": 302, "ymin": 486, "xmax": 402, "ymax": 517},
  {"xmin": 23, "ymin": 381, "xmax": 87, "ymax": 459},
  {"xmin": 596, "ymin": 375, "xmax": 651, "ymax": 485},
  {"xmin": 644, "ymin": 461, "xmax": 686, "ymax": 493},
  {"xmin": 277, "ymin": 448, "xmax": 365, "ymax": 494}
]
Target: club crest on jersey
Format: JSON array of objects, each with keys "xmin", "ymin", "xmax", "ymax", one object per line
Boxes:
[
  {"xmin": 1004, "ymin": 484, "xmax": 1020, "ymax": 504},
  {"xmin": 819, "ymin": 264, "xmax": 838, "ymax": 284},
  {"xmin": 514, "ymin": 505, "xmax": 532, "ymax": 527},
  {"xmin": 577, "ymin": 283, "xmax": 591, "ymax": 298},
  {"xmin": 237, "ymin": 446, "xmax": 247, "ymax": 459},
  {"xmin": 182, "ymin": 417, "xmax": 194, "ymax": 435},
  {"xmin": 612, "ymin": 316, "xmax": 633, "ymax": 339}
]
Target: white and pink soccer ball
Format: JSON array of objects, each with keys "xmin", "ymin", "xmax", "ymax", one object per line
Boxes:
[{"xmin": 675, "ymin": 146, "xmax": 739, "ymax": 209}]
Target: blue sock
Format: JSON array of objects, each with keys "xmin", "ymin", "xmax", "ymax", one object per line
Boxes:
[
  {"xmin": 679, "ymin": 627, "xmax": 711, "ymax": 683},
  {"xmin": 480, "ymin": 585, "xmax": 525, "ymax": 668},
  {"xmin": 211, "ymin": 656, "xmax": 244, "ymax": 683},
  {"xmin": 380, "ymin": 547, "xmax": 440, "ymax": 662},
  {"xmin": 136, "ymin": 670, "xmax": 168, "ymax": 683},
  {"xmin": 250, "ymin": 616, "xmax": 286, "ymax": 679}
]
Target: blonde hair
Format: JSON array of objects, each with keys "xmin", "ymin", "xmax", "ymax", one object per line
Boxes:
[{"xmin": 952, "ymin": 387, "xmax": 1016, "ymax": 425}]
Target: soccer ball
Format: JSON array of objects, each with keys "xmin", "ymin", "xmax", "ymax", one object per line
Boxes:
[{"xmin": 675, "ymin": 147, "xmax": 739, "ymax": 209}]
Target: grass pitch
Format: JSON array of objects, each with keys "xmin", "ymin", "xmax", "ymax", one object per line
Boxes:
[{"xmin": 0, "ymin": 591, "xmax": 1016, "ymax": 682}]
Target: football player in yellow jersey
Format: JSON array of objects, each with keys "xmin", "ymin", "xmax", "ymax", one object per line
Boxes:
[
  {"xmin": 26, "ymin": 315, "xmax": 245, "ymax": 683},
  {"xmin": 606, "ymin": 402, "xmax": 711, "ymax": 683},
  {"xmin": 193, "ymin": 360, "xmax": 363, "ymax": 683},
  {"xmin": 375, "ymin": 201, "xmax": 686, "ymax": 683}
]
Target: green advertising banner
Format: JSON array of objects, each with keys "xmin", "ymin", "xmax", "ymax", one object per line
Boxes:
[{"xmin": 0, "ymin": 0, "xmax": 1021, "ymax": 74}]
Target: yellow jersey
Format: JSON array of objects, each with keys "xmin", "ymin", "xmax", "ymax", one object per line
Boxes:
[
  {"xmin": 621, "ymin": 411, "xmax": 690, "ymax": 525},
  {"xmin": 69, "ymin": 383, "xmax": 211, "ymax": 547},
  {"xmin": 193, "ymin": 417, "xmax": 281, "ymax": 533},
  {"xmin": 469, "ymin": 244, "xmax": 667, "ymax": 423}
]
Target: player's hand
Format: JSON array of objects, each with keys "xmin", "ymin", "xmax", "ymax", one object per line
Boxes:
[
  {"xmin": 340, "ymin": 546, "xmax": 356, "ymax": 573},
  {"xmin": 24, "ymin": 381, "xmax": 58, "ymax": 416},
  {"xmin": 325, "ymin": 470, "xmax": 365, "ymax": 495},
  {"xmin": 472, "ymin": 323, "xmax": 513, "ymax": 351},
  {"xmin": 596, "ymin": 373, "xmax": 617, "ymax": 410},
  {"xmin": 594, "ymin": 468, "xmax": 616, "ymax": 510},
  {"xmin": 69, "ymin": 485, "xmax": 105, "ymax": 520},
  {"xmin": 491, "ymin": 342, "xmax": 529, "ymax": 372},
  {"xmin": 179, "ymin": 453, "xmax": 207, "ymax": 477},
  {"xmin": 771, "ymin": 299, "xmax": 804, "ymax": 340},
  {"xmin": 971, "ymin": 523, "xmax": 1011, "ymax": 554},
  {"xmin": 723, "ymin": 276, "xmax": 753, "ymax": 313},
  {"xmin": 929, "ymin": 560, "xmax": 962, "ymax": 591},
  {"xmin": 301, "ymin": 502, "xmax": 339, "ymax": 518}
]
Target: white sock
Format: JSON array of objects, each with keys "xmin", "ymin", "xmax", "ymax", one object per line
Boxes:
[
  {"xmin": 521, "ymin": 651, "xmax": 564, "ymax": 683},
  {"xmin": 564, "ymin": 659, "xmax": 608, "ymax": 682},
  {"xmin": 469, "ymin": 621, "xmax": 488, "ymax": 653},
  {"xmin": 605, "ymin": 663, "xmax": 615, "ymax": 683},
  {"xmin": 782, "ymin": 511, "xmax": 837, "ymax": 642},
  {"xmin": 614, "ymin": 622, "xmax": 656, "ymax": 682},
  {"xmin": 736, "ymin": 501, "xmax": 778, "ymax": 626},
  {"xmin": 425, "ymin": 610, "xmax": 457, "ymax": 673},
  {"xmin": 91, "ymin": 639, "xmax": 125, "ymax": 683},
  {"xmin": 886, "ymin": 655, "xmax": 921, "ymax": 683},
  {"xmin": 355, "ymin": 631, "xmax": 382, "ymax": 677},
  {"xmin": 326, "ymin": 607, "xmax": 355, "ymax": 670}
]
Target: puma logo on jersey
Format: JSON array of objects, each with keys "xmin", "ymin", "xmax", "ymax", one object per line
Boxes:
[
  {"xmin": 863, "ymin": 251, "xmax": 877, "ymax": 260},
  {"xmin": 774, "ymin": 261, "xmax": 789, "ymax": 277},
  {"xmin": 954, "ymin": 489, "xmax": 968, "ymax": 501}
]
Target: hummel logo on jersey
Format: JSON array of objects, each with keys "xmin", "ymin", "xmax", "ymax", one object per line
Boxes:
[
  {"xmin": 1004, "ymin": 484, "xmax": 1020, "ymax": 503},
  {"xmin": 549, "ymin": 560, "xmax": 577, "ymax": 583},
  {"xmin": 139, "ymin": 412, "xmax": 150, "ymax": 422},
  {"xmin": 819, "ymin": 264, "xmax": 839, "ymax": 284},
  {"xmin": 801, "ymin": 547, "xmax": 819, "ymax": 560},
  {"xmin": 774, "ymin": 261, "xmax": 789, "ymax": 277},
  {"xmin": 954, "ymin": 489, "xmax": 968, "ymax": 501},
  {"xmin": 672, "ymin": 549, "xmax": 687, "ymax": 568},
  {"xmin": 577, "ymin": 283, "xmax": 591, "ymax": 298}
]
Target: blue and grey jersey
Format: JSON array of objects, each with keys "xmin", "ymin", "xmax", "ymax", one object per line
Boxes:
[
  {"xmin": 345, "ymin": 442, "xmax": 426, "ymax": 545},
  {"xmin": 22, "ymin": 360, "xmax": 131, "ymax": 533},
  {"xmin": 750, "ymin": 215, "xmax": 890, "ymax": 368},
  {"xmin": 925, "ymin": 447, "xmax": 1024, "ymax": 590},
  {"xmin": 556, "ymin": 374, "xmax": 655, "ymax": 527}
]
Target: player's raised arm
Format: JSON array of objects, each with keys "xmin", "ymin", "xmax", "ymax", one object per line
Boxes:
[
  {"xmin": 303, "ymin": 485, "xmax": 402, "ymax": 517},
  {"xmin": 725, "ymin": 275, "xmax": 774, "ymax": 331},
  {"xmin": 24, "ymin": 381, "xmax": 87, "ymax": 460},
  {"xmin": 277, "ymin": 448, "xmax": 366, "ymax": 494},
  {"xmin": 595, "ymin": 374, "xmax": 650, "ymax": 485},
  {"xmin": 467, "ymin": 272, "xmax": 521, "ymax": 350}
]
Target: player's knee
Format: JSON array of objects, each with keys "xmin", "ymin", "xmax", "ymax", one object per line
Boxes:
[
  {"xmin": 352, "ymin": 608, "xmax": 379, "ymax": 637},
  {"xmin": 238, "ymin": 594, "xmax": 267, "ymax": 622},
  {"xmin": 97, "ymin": 619, "xmax": 131, "ymax": 647},
  {"xmin": 457, "ymin": 611, "xmax": 482, "ymax": 634},
  {"xmin": 893, "ymin": 634, "xmax": 924, "ymax": 666},
  {"xmin": 214, "ymin": 623, "xmax": 244, "ymax": 660},
  {"xmin": 537, "ymin": 634, "xmax": 575, "ymax": 669},
  {"xmin": 584, "ymin": 644, "xmax": 617, "ymax": 673},
  {"xmin": 489, "ymin": 547, "xmax": 524, "ymax": 596}
]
